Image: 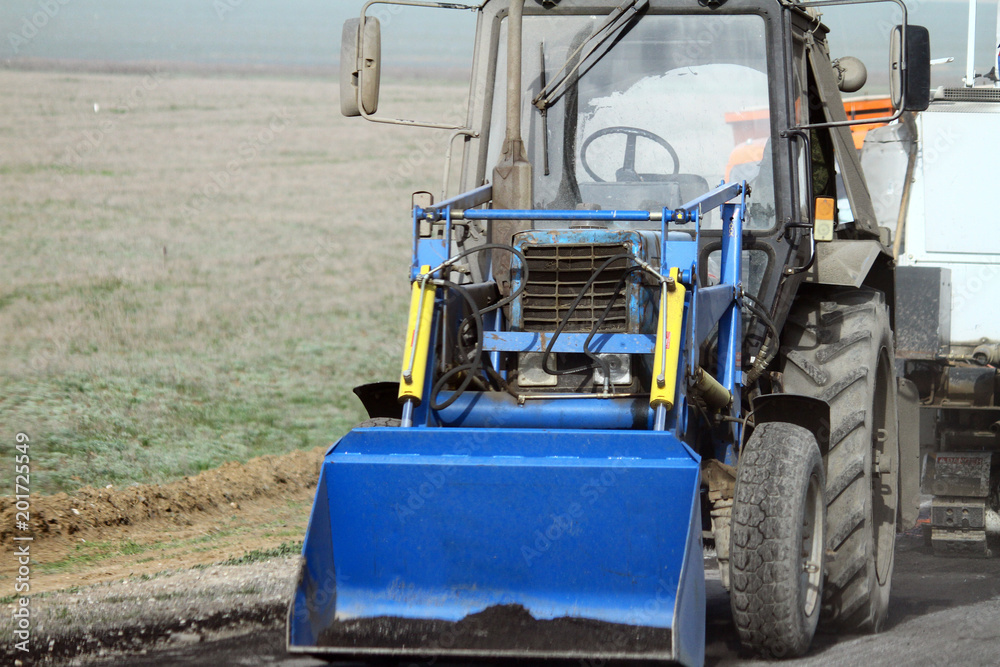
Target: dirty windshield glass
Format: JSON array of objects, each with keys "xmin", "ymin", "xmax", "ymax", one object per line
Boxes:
[{"xmin": 488, "ymin": 13, "xmax": 775, "ymax": 230}]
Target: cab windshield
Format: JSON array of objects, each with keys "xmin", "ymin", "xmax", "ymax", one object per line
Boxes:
[{"xmin": 487, "ymin": 13, "xmax": 775, "ymax": 230}]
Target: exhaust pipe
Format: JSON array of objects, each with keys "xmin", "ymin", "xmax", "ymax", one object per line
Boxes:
[
  {"xmin": 504, "ymin": 0, "xmax": 527, "ymax": 165},
  {"xmin": 491, "ymin": 0, "xmax": 533, "ymax": 293}
]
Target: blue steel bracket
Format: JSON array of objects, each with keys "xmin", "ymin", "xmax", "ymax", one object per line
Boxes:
[
  {"xmin": 482, "ymin": 331, "xmax": 655, "ymax": 354},
  {"xmin": 678, "ymin": 181, "xmax": 744, "ymax": 218},
  {"xmin": 694, "ymin": 285, "xmax": 738, "ymax": 349},
  {"xmin": 667, "ymin": 179, "xmax": 747, "ymax": 353},
  {"xmin": 662, "ymin": 181, "xmax": 745, "ymax": 289},
  {"xmin": 412, "ymin": 238, "xmax": 449, "ymax": 281},
  {"xmin": 713, "ymin": 183, "xmax": 749, "ymax": 463},
  {"xmin": 665, "ymin": 181, "xmax": 747, "ymax": 464},
  {"xmin": 457, "ymin": 208, "xmax": 695, "ymax": 223},
  {"xmin": 411, "ymin": 204, "xmax": 451, "ymax": 279},
  {"xmin": 417, "ymin": 184, "xmax": 493, "ymax": 222}
]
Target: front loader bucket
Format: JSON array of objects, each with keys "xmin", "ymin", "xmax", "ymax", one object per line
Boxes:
[{"xmin": 288, "ymin": 426, "xmax": 705, "ymax": 666}]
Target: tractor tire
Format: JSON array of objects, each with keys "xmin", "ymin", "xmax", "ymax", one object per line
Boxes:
[
  {"xmin": 781, "ymin": 288, "xmax": 899, "ymax": 632},
  {"xmin": 730, "ymin": 422, "xmax": 826, "ymax": 659}
]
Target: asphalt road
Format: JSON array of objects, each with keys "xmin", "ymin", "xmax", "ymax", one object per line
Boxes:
[{"xmin": 100, "ymin": 535, "xmax": 1000, "ymax": 667}]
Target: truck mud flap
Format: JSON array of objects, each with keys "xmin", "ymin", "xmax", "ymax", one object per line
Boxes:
[{"xmin": 287, "ymin": 426, "xmax": 705, "ymax": 666}]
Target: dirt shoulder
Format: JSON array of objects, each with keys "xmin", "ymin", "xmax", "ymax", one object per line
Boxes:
[
  {"xmin": 1, "ymin": 446, "xmax": 324, "ymax": 595},
  {"xmin": 1, "ymin": 447, "xmax": 326, "ymax": 664}
]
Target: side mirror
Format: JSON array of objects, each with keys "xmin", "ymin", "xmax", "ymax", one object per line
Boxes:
[
  {"xmin": 890, "ymin": 25, "xmax": 931, "ymax": 112},
  {"xmin": 340, "ymin": 17, "xmax": 381, "ymax": 118}
]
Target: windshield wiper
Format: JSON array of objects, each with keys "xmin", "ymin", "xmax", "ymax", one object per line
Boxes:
[
  {"xmin": 538, "ymin": 41, "xmax": 551, "ymax": 175},
  {"xmin": 532, "ymin": 0, "xmax": 648, "ymax": 112}
]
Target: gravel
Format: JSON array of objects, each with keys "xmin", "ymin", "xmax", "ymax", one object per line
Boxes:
[{"xmin": 1, "ymin": 556, "xmax": 300, "ymax": 666}]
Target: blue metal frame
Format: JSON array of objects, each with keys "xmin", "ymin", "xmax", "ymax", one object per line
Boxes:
[
  {"xmin": 715, "ymin": 186, "xmax": 748, "ymax": 464},
  {"xmin": 433, "ymin": 391, "xmax": 654, "ymax": 430},
  {"xmin": 405, "ymin": 180, "xmax": 748, "ymax": 442},
  {"xmin": 483, "ymin": 331, "xmax": 655, "ymax": 354},
  {"xmin": 458, "ymin": 208, "xmax": 694, "ymax": 223},
  {"xmin": 411, "ymin": 207, "xmax": 450, "ymax": 280}
]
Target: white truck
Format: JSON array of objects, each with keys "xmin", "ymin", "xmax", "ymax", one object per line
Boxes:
[{"xmin": 863, "ymin": 0, "xmax": 1000, "ymax": 556}]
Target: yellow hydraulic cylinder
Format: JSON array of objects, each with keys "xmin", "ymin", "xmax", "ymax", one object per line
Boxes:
[
  {"xmin": 651, "ymin": 268, "xmax": 685, "ymax": 411},
  {"xmin": 398, "ymin": 266, "xmax": 436, "ymax": 405}
]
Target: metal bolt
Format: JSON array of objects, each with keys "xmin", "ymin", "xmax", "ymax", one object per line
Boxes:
[{"xmin": 873, "ymin": 450, "xmax": 892, "ymax": 476}]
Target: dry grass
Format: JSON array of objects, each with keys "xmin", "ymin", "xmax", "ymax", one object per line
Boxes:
[{"xmin": 0, "ymin": 68, "xmax": 467, "ymax": 493}]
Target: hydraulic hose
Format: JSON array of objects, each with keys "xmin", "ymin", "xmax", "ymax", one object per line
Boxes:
[
  {"xmin": 741, "ymin": 291, "xmax": 780, "ymax": 386},
  {"xmin": 427, "ymin": 244, "xmax": 528, "ymax": 411},
  {"xmin": 541, "ymin": 253, "xmax": 637, "ymax": 377}
]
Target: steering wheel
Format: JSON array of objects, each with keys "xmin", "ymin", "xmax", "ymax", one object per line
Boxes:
[{"xmin": 580, "ymin": 126, "xmax": 680, "ymax": 183}]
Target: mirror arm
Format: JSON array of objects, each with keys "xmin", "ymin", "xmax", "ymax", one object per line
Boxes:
[
  {"xmin": 790, "ymin": 107, "xmax": 904, "ymax": 133},
  {"xmin": 792, "ymin": 0, "xmax": 912, "ymax": 126},
  {"xmin": 357, "ymin": 0, "xmax": 479, "ymax": 130},
  {"xmin": 359, "ymin": 111, "xmax": 471, "ymax": 131},
  {"xmin": 442, "ymin": 129, "xmax": 480, "ymax": 201}
]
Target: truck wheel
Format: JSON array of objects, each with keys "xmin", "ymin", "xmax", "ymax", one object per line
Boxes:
[
  {"xmin": 781, "ymin": 288, "xmax": 898, "ymax": 632},
  {"xmin": 730, "ymin": 422, "xmax": 826, "ymax": 658}
]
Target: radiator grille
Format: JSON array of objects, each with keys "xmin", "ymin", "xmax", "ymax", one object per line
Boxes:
[{"xmin": 521, "ymin": 244, "xmax": 632, "ymax": 332}]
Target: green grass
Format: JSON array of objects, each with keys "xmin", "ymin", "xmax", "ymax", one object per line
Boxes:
[
  {"xmin": 33, "ymin": 533, "xmax": 299, "ymax": 575},
  {"xmin": 1, "ymin": 369, "xmax": 364, "ymax": 492},
  {"xmin": 37, "ymin": 539, "xmax": 151, "ymax": 574},
  {"xmin": 0, "ymin": 163, "xmax": 89, "ymax": 176},
  {"xmin": 221, "ymin": 541, "xmax": 302, "ymax": 566},
  {"xmin": 0, "ymin": 70, "xmax": 458, "ymax": 495}
]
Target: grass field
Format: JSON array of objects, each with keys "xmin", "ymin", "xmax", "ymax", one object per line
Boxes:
[{"xmin": 0, "ymin": 68, "xmax": 467, "ymax": 494}]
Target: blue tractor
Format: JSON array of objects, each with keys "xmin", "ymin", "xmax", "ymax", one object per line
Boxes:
[{"xmin": 289, "ymin": 1, "xmax": 931, "ymax": 664}]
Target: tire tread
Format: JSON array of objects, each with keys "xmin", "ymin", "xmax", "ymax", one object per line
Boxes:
[
  {"xmin": 781, "ymin": 288, "xmax": 897, "ymax": 633},
  {"xmin": 730, "ymin": 422, "xmax": 826, "ymax": 658}
]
